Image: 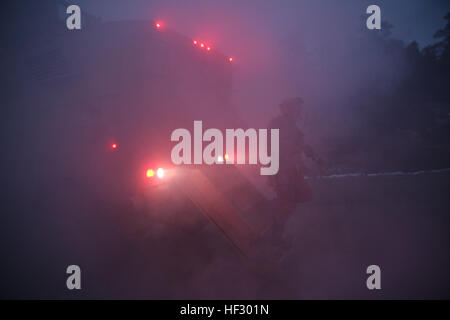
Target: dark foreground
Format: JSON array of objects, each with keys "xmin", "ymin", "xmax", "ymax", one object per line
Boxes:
[{"xmin": 1, "ymin": 171, "xmax": 449, "ymax": 299}]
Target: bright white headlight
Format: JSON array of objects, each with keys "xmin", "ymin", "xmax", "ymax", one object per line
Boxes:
[{"xmin": 156, "ymin": 168, "xmax": 165, "ymax": 179}]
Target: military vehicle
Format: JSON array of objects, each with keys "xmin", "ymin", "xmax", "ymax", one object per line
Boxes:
[{"xmin": 1, "ymin": 1, "xmax": 286, "ymax": 275}]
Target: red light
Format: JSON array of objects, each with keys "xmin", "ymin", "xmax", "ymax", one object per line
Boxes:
[
  {"xmin": 229, "ymin": 57, "xmax": 233, "ymax": 62},
  {"xmin": 112, "ymin": 143, "xmax": 118, "ymax": 149},
  {"xmin": 193, "ymin": 40, "xmax": 198, "ymax": 45},
  {"xmin": 200, "ymin": 43, "xmax": 205, "ymax": 48},
  {"xmin": 146, "ymin": 169, "xmax": 155, "ymax": 178},
  {"xmin": 155, "ymin": 22, "xmax": 161, "ymax": 29},
  {"xmin": 207, "ymin": 47, "xmax": 211, "ymax": 51}
]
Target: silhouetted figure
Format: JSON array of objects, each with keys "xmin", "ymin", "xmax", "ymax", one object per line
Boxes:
[{"xmin": 268, "ymin": 97, "xmax": 320, "ymax": 211}]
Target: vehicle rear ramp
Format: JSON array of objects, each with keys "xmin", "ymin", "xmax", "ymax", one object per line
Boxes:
[{"xmin": 175, "ymin": 166, "xmax": 286, "ymax": 269}]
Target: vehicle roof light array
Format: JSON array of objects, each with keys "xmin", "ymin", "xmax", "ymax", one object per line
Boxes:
[
  {"xmin": 154, "ymin": 21, "xmax": 232, "ymax": 62},
  {"xmin": 193, "ymin": 39, "xmax": 214, "ymax": 53}
]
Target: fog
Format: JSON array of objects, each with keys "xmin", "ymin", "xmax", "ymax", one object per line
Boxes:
[
  {"xmin": 1, "ymin": 0, "xmax": 450, "ymax": 299},
  {"xmin": 72, "ymin": 0, "xmax": 448, "ymax": 120}
]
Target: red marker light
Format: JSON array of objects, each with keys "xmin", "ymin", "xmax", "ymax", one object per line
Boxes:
[
  {"xmin": 155, "ymin": 22, "xmax": 161, "ymax": 29},
  {"xmin": 200, "ymin": 43, "xmax": 205, "ymax": 48},
  {"xmin": 146, "ymin": 169, "xmax": 155, "ymax": 178},
  {"xmin": 207, "ymin": 47, "xmax": 211, "ymax": 51},
  {"xmin": 229, "ymin": 57, "xmax": 233, "ymax": 62},
  {"xmin": 193, "ymin": 40, "xmax": 198, "ymax": 45},
  {"xmin": 112, "ymin": 143, "xmax": 118, "ymax": 149}
]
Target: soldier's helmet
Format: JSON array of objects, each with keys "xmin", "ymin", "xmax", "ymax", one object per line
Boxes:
[{"xmin": 279, "ymin": 97, "xmax": 304, "ymax": 118}]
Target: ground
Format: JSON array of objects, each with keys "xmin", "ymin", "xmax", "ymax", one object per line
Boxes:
[
  {"xmin": 160, "ymin": 171, "xmax": 450, "ymax": 299},
  {"xmin": 2, "ymin": 171, "xmax": 449, "ymax": 299}
]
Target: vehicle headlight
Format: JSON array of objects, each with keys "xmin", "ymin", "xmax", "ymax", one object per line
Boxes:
[{"xmin": 156, "ymin": 168, "xmax": 165, "ymax": 179}]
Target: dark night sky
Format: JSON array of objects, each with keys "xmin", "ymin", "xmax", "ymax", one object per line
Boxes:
[
  {"xmin": 75, "ymin": 0, "xmax": 450, "ymax": 47},
  {"xmin": 70, "ymin": 0, "xmax": 450, "ymax": 123}
]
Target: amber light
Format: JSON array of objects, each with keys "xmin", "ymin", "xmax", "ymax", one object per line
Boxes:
[{"xmin": 146, "ymin": 169, "xmax": 155, "ymax": 178}]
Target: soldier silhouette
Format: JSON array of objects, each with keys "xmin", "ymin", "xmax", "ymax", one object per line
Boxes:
[{"xmin": 268, "ymin": 97, "xmax": 322, "ymax": 212}]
